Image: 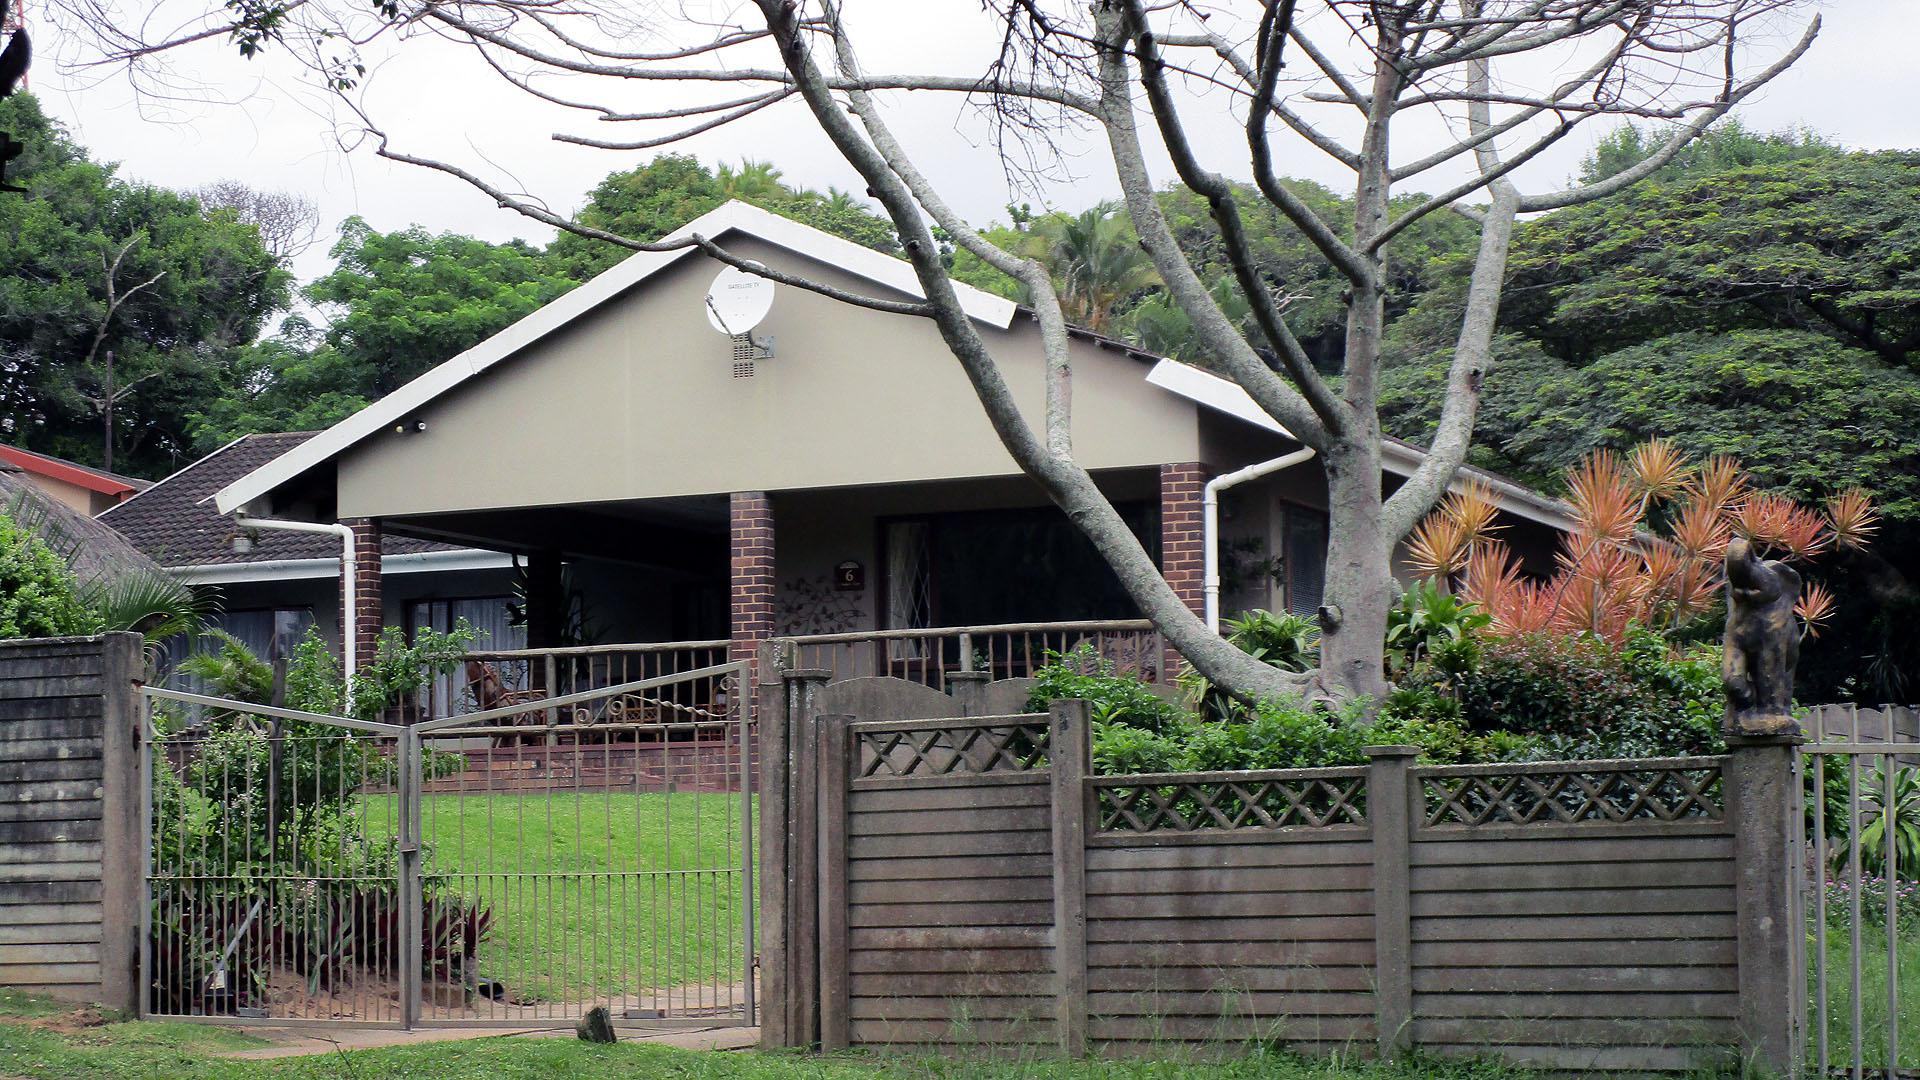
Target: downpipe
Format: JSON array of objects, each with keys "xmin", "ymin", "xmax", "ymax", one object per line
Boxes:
[
  {"xmin": 1204, "ymin": 448, "xmax": 1318, "ymax": 633},
  {"xmin": 233, "ymin": 513, "xmax": 359, "ymax": 677}
]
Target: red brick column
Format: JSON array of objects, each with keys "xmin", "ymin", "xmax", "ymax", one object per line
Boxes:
[
  {"xmin": 1158, "ymin": 463, "xmax": 1208, "ymax": 677},
  {"xmin": 343, "ymin": 517, "xmax": 383, "ymax": 673},
  {"xmin": 729, "ymin": 492, "xmax": 776, "ymax": 666}
]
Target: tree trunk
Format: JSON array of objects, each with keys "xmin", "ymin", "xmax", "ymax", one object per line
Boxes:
[{"xmin": 1315, "ymin": 440, "xmax": 1394, "ymax": 704}]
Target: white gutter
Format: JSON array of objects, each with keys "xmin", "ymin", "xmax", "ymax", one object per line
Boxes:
[
  {"xmin": 169, "ymin": 548, "xmax": 512, "ymax": 586},
  {"xmin": 234, "ymin": 514, "xmax": 357, "ymax": 677},
  {"xmin": 1204, "ymin": 448, "xmax": 1317, "ymax": 633}
]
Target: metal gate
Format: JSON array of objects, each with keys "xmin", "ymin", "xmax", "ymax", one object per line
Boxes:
[
  {"xmin": 1804, "ymin": 707, "xmax": 1915, "ymax": 1079},
  {"xmin": 139, "ymin": 662, "xmax": 754, "ymax": 1030}
]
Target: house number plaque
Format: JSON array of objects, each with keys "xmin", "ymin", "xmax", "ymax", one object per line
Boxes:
[{"xmin": 835, "ymin": 561, "xmax": 865, "ymax": 591}]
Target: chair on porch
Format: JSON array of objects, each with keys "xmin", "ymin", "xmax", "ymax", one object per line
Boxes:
[{"xmin": 464, "ymin": 660, "xmax": 546, "ymax": 747}]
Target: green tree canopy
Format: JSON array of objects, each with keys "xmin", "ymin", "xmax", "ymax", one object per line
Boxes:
[
  {"xmin": 1501, "ymin": 150, "xmax": 1920, "ymax": 368},
  {"xmin": 303, "ymin": 216, "xmax": 577, "ymax": 398},
  {"xmin": 0, "ymin": 94, "xmax": 291, "ymax": 476},
  {"xmin": 549, "ymin": 153, "xmax": 901, "ymax": 279}
]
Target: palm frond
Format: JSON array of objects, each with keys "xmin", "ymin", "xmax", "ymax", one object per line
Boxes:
[
  {"xmin": 1690, "ymin": 455, "xmax": 1750, "ymax": 514},
  {"xmin": 1797, "ymin": 581, "xmax": 1837, "ymax": 636}
]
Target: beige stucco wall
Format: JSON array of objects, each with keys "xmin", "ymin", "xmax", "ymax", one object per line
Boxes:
[
  {"xmin": 21, "ymin": 472, "xmax": 111, "ymax": 516},
  {"xmin": 334, "ymin": 236, "xmax": 1201, "ymax": 518}
]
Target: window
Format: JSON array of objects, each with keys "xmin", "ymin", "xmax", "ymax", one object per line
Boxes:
[
  {"xmin": 880, "ymin": 504, "xmax": 1155, "ymax": 630},
  {"xmin": 409, "ymin": 597, "xmax": 526, "ymax": 714},
  {"xmin": 157, "ymin": 607, "xmax": 314, "ymax": 693},
  {"xmin": 1280, "ymin": 503, "xmax": 1329, "ymax": 617}
]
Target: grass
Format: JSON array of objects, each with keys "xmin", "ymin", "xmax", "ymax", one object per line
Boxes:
[
  {"xmin": 0, "ymin": 990, "xmax": 1621, "ymax": 1080},
  {"xmin": 1811, "ymin": 920, "xmax": 1920, "ymax": 1070},
  {"xmin": 366, "ymin": 791, "xmax": 754, "ymax": 1002}
]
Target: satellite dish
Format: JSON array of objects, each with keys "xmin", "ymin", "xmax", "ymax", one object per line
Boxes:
[{"xmin": 705, "ymin": 267, "xmax": 775, "ymax": 335}]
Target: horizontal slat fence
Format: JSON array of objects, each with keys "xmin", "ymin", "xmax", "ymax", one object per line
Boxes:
[
  {"xmin": 787, "ymin": 675, "xmax": 1797, "ymax": 1073},
  {"xmin": 833, "ymin": 713, "xmax": 1059, "ymax": 1051},
  {"xmin": 1085, "ymin": 766, "xmax": 1376, "ymax": 1054},
  {"xmin": 1406, "ymin": 760, "xmax": 1739, "ymax": 1072},
  {"xmin": 0, "ymin": 634, "xmax": 141, "ymax": 1010}
]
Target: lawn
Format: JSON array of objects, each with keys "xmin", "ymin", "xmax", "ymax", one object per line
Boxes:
[
  {"xmin": 0, "ymin": 990, "xmax": 1606, "ymax": 1080},
  {"xmin": 366, "ymin": 791, "xmax": 755, "ymax": 1005},
  {"xmin": 1812, "ymin": 920, "xmax": 1920, "ymax": 1071}
]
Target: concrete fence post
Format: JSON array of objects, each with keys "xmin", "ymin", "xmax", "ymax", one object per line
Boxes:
[
  {"xmin": 946, "ymin": 671, "xmax": 989, "ymax": 715},
  {"xmin": 815, "ymin": 713, "xmax": 852, "ymax": 1051},
  {"xmin": 1725, "ymin": 734, "xmax": 1805, "ymax": 1076},
  {"xmin": 97, "ymin": 631, "xmax": 144, "ymax": 1017},
  {"xmin": 1366, "ymin": 745, "xmax": 1420, "ymax": 1060},
  {"xmin": 1049, "ymin": 699, "xmax": 1090, "ymax": 1056},
  {"xmin": 761, "ymin": 667, "xmax": 830, "ymax": 1049}
]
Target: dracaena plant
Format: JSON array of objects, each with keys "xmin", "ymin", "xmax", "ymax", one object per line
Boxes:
[{"xmin": 1408, "ymin": 439, "xmax": 1877, "ymax": 643}]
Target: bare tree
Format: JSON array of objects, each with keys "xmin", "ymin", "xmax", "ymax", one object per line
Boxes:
[
  {"xmin": 192, "ymin": 180, "xmax": 321, "ymax": 260},
  {"xmin": 60, "ymin": 0, "xmax": 1818, "ymax": 704}
]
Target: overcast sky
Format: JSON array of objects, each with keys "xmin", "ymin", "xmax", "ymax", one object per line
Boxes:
[{"xmin": 26, "ymin": 0, "xmax": 1904, "ymax": 288}]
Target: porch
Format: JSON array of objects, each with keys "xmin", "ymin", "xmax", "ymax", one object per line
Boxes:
[{"xmin": 382, "ymin": 465, "xmax": 1198, "ymax": 718}]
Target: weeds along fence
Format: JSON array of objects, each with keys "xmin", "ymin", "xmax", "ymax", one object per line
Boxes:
[{"xmin": 761, "ymin": 673, "xmax": 1803, "ymax": 1074}]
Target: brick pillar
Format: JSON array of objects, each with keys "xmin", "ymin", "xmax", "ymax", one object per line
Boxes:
[
  {"xmin": 343, "ymin": 517, "xmax": 383, "ymax": 673},
  {"xmin": 1158, "ymin": 463, "xmax": 1208, "ymax": 676},
  {"xmin": 730, "ymin": 492, "xmax": 776, "ymax": 666}
]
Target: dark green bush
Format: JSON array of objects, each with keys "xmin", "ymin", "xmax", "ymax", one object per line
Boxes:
[
  {"xmin": 1179, "ymin": 609, "xmax": 1319, "ymax": 722},
  {"xmin": 0, "ymin": 512, "xmax": 96, "ymax": 639},
  {"xmin": 1031, "ymin": 619, "xmax": 1724, "ymax": 773},
  {"xmin": 1402, "ymin": 627, "xmax": 1724, "ymax": 760},
  {"xmin": 1026, "ymin": 643, "xmax": 1186, "ymax": 734}
]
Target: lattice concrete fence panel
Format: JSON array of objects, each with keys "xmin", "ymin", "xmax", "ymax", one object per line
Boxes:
[{"xmin": 764, "ymin": 672, "xmax": 1804, "ymax": 1074}]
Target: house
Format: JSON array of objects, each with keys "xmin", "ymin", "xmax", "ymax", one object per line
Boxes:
[
  {"xmin": 100, "ymin": 432, "xmax": 522, "ymax": 668},
  {"xmin": 0, "ymin": 456, "xmax": 165, "ymax": 588},
  {"xmin": 0, "ymin": 443, "xmax": 147, "ymax": 516},
  {"xmin": 200, "ymin": 201, "xmax": 1573, "ymax": 685}
]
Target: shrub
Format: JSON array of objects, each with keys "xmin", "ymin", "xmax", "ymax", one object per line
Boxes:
[
  {"xmin": 1404, "ymin": 626, "xmax": 1724, "ymax": 760},
  {"xmin": 0, "ymin": 512, "xmax": 96, "ymax": 639},
  {"xmin": 1178, "ymin": 609, "xmax": 1319, "ymax": 722},
  {"xmin": 1026, "ymin": 642, "xmax": 1186, "ymax": 734},
  {"xmin": 1386, "ymin": 578, "xmax": 1489, "ymax": 680}
]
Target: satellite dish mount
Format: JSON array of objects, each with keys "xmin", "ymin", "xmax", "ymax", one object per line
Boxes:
[{"xmin": 705, "ymin": 267, "xmax": 776, "ymax": 376}]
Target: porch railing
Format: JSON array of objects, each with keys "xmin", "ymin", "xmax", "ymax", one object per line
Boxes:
[
  {"xmin": 439, "ymin": 620, "xmax": 1169, "ymax": 721},
  {"xmin": 778, "ymin": 618, "xmax": 1166, "ymax": 689},
  {"xmin": 439, "ymin": 638, "xmax": 731, "ymax": 717}
]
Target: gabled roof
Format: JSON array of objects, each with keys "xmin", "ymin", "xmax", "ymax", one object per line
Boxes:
[
  {"xmin": 214, "ymin": 200, "xmax": 1019, "ymax": 516},
  {"xmin": 0, "ymin": 444, "xmax": 148, "ymax": 498},
  {"xmin": 102, "ymin": 433, "xmax": 454, "ymax": 568}
]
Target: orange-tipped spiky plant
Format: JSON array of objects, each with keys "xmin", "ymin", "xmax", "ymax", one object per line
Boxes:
[
  {"xmin": 1410, "ymin": 441, "xmax": 1875, "ymax": 644},
  {"xmin": 1564, "ymin": 450, "xmax": 1639, "ymax": 547},
  {"xmin": 1629, "ymin": 438, "xmax": 1693, "ymax": 506},
  {"xmin": 1796, "ymin": 581, "xmax": 1837, "ymax": 637},
  {"xmin": 1827, "ymin": 489, "xmax": 1881, "ymax": 550}
]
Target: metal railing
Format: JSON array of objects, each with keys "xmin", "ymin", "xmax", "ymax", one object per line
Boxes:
[
  {"xmin": 779, "ymin": 619, "xmax": 1166, "ymax": 689},
  {"xmin": 441, "ymin": 639, "xmax": 731, "ymax": 719},
  {"xmin": 1803, "ymin": 705, "xmax": 1919, "ymax": 1077},
  {"xmin": 139, "ymin": 665, "xmax": 756, "ymax": 1030}
]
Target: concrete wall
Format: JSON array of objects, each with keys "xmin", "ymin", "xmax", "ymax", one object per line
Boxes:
[{"xmin": 335, "ymin": 236, "xmax": 1201, "ymax": 518}]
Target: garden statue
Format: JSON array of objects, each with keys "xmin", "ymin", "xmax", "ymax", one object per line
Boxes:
[{"xmin": 1722, "ymin": 537, "xmax": 1802, "ymax": 737}]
